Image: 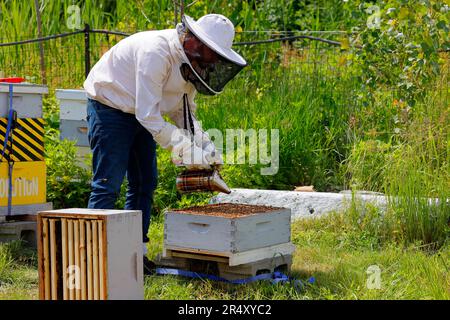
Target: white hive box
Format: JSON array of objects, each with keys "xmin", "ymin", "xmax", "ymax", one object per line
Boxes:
[
  {"xmin": 37, "ymin": 208, "xmax": 143, "ymax": 300},
  {"xmin": 56, "ymin": 89, "xmax": 88, "ymax": 147},
  {"xmin": 0, "ymin": 83, "xmax": 51, "ymax": 215},
  {"xmin": 0, "ymin": 83, "xmax": 47, "ymax": 118},
  {"xmin": 56, "ymin": 89, "xmax": 90, "ymax": 167},
  {"xmin": 164, "ymin": 203, "xmax": 294, "ymax": 266}
]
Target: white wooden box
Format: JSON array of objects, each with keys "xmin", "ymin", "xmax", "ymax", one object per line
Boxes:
[
  {"xmin": 55, "ymin": 90, "xmax": 91, "ymax": 168},
  {"xmin": 56, "ymin": 89, "xmax": 89, "ymax": 147},
  {"xmin": 164, "ymin": 203, "xmax": 291, "ymax": 255},
  {"xmin": 60, "ymin": 119, "xmax": 89, "ymax": 147},
  {"xmin": 56, "ymin": 89, "xmax": 87, "ymax": 121},
  {"xmin": 0, "ymin": 83, "xmax": 48, "ymax": 118},
  {"xmin": 37, "ymin": 208, "xmax": 143, "ymax": 300}
]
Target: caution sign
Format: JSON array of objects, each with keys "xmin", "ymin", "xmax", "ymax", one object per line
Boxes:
[
  {"xmin": 0, "ymin": 118, "xmax": 45, "ymax": 162},
  {"xmin": 0, "ymin": 161, "xmax": 46, "ymax": 206}
]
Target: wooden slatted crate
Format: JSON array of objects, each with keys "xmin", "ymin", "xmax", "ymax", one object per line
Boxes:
[{"xmin": 37, "ymin": 208, "xmax": 143, "ymax": 300}]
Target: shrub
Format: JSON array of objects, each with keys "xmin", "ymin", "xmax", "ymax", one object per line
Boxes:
[{"xmin": 45, "ymin": 135, "xmax": 92, "ymax": 209}]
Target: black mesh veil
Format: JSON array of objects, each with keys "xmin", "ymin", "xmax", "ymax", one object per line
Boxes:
[
  {"xmin": 180, "ymin": 56, "xmax": 246, "ymax": 95},
  {"xmin": 179, "ymin": 21, "xmax": 247, "ymax": 95}
]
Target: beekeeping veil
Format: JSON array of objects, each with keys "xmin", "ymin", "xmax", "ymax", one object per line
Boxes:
[{"xmin": 178, "ymin": 14, "xmax": 247, "ymax": 95}]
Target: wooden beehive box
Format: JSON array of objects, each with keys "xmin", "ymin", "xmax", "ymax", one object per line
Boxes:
[
  {"xmin": 0, "ymin": 83, "xmax": 51, "ymax": 214},
  {"xmin": 37, "ymin": 208, "xmax": 143, "ymax": 300},
  {"xmin": 56, "ymin": 89, "xmax": 88, "ymax": 147},
  {"xmin": 56, "ymin": 89, "xmax": 90, "ymax": 168},
  {"xmin": 164, "ymin": 203, "xmax": 292, "ymax": 259},
  {"xmin": 0, "ymin": 83, "xmax": 47, "ymax": 118}
]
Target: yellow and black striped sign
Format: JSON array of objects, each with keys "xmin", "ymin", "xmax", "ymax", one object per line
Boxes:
[{"xmin": 0, "ymin": 118, "xmax": 45, "ymax": 162}]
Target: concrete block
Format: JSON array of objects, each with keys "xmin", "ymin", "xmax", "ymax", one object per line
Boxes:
[
  {"xmin": 0, "ymin": 83, "xmax": 47, "ymax": 118},
  {"xmin": 0, "ymin": 220, "xmax": 37, "ymax": 247},
  {"xmin": 211, "ymin": 188, "xmax": 388, "ymax": 220},
  {"xmin": 0, "ymin": 202, "xmax": 53, "ymax": 217},
  {"xmin": 217, "ymin": 254, "xmax": 292, "ymax": 280}
]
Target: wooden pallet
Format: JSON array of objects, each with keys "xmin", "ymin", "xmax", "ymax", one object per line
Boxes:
[
  {"xmin": 218, "ymin": 257, "xmax": 291, "ymax": 281},
  {"xmin": 163, "ymin": 242, "xmax": 295, "ymax": 267},
  {"xmin": 157, "ymin": 243, "xmax": 294, "ymax": 281}
]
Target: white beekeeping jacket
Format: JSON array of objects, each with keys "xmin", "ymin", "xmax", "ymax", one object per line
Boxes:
[{"xmin": 83, "ymin": 28, "xmax": 205, "ymax": 150}]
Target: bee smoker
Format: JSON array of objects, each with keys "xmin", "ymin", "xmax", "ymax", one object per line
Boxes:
[
  {"xmin": 176, "ymin": 167, "xmax": 231, "ymax": 194},
  {"xmin": 176, "ymin": 95, "xmax": 231, "ymax": 194}
]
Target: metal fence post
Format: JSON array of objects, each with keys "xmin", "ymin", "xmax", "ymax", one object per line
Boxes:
[
  {"xmin": 84, "ymin": 23, "xmax": 91, "ymax": 78},
  {"xmin": 34, "ymin": 0, "xmax": 47, "ymax": 84}
]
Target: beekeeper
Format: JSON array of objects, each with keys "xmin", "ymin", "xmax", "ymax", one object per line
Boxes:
[{"xmin": 83, "ymin": 14, "xmax": 247, "ymax": 274}]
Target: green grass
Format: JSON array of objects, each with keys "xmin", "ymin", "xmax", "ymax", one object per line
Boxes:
[
  {"xmin": 344, "ymin": 67, "xmax": 450, "ymax": 249},
  {"xmin": 0, "ymin": 241, "xmax": 38, "ymax": 300},
  {"xmin": 1, "ymin": 214, "xmax": 448, "ymax": 300}
]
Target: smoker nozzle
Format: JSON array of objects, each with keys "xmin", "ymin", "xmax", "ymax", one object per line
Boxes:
[{"xmin": 176, "ymin": 168, "xmax": 231, "ymax": 194}]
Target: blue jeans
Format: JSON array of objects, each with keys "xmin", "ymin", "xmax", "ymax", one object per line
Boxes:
[{"xmin": 86, "ymin": 98, "xmax": 157, "ymax": 243}]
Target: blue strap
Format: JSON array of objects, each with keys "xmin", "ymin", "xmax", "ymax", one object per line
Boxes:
[
  {"xmin": 7, "ymin": 162, "xmax": 13, "ymax": 215},
  {"xmin": 1, "ymin": 83, "xmax": 15, "ymax": 216},
  {"xmin": 156, "ymin": 267, "xmax": 315, "ymax": 288},
  {"xmin": 0, "ymin": 85, "xmax": 14, "ymax": 160},
  {"xmin": 9, "ymin": 83, "xmax": 13, "ymax": 113}
]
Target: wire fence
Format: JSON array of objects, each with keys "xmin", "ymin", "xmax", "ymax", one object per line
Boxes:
[
  {"xmin": 0, "ymin": 25, "xmax": 447, "ymax": 194},
  {"xmin": 0, "ymin": 25, "xmax": 447, "ymax": 110},
  {"xmin": 0, "ymin": 25, "xmax": 353, "ymax": 87}
]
